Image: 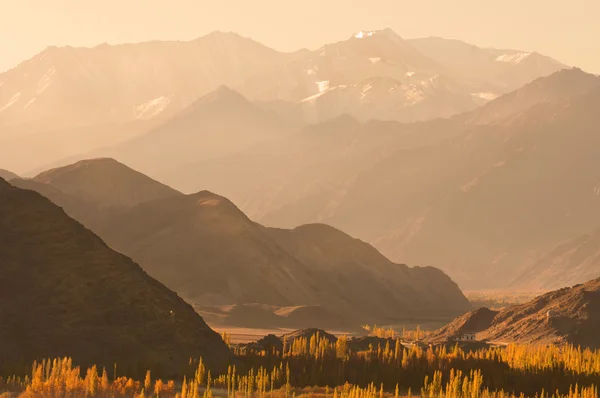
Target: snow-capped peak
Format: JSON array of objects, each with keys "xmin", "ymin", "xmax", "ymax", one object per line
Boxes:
[
  {"xmin": 495, "ymin": 52, "xmax": 531, "ymax": 64},
  {"xmin": 354, "ymin": 30, "xmax": 376, "ymax": 39}
]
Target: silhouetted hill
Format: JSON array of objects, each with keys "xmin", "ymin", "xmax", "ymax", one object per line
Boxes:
[
  {"xmin": 100, "ymin": 190, "xmax": 320, "ymax": 307},
  {"xmin": 195, "ymin": 303, "xmax": 354, "ymax": 330},
  {"xmin": 265, "ymin": 223, "xmax": 470, "ymax": 318},
  {"xmin": 0, "ymin": 169, "xmax": 18, "ymax": 181},
  {"xmin": 21, "ymin": 161, "xmax": 470, "ymax": 326},
  {"xmin": 9, "ymin": 177, "xmax": 107, "ymax": 232},
  {"xmin": 99, "ymin": 87, "xmax": 293, "ymax": 180},
  {"xmin": 100, "ymin": 191, "xmax": 469, "ymax": 324},
  {"xmin": 428, "ymin": 278, "xmax": 600, "ymax": 348},
  {"xmin": 0, "ymin": 178, "xmax": 229, "ymax": 374},
  {"xmin": 34, "ymin": 158, "xmax": 182, "ymax": 208},
  {"xmin": 464, "ymin": 68, "xmax": 599, "ymax": 124}
]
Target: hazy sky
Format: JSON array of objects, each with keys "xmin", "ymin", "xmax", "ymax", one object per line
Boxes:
[{"xmin": 1, "ymin": 0, "xmax": 599, "ymax": 73}]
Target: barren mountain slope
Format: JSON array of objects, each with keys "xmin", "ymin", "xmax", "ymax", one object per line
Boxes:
[
  {"xmin": 512, "ymin": 229, "xmax": 600, "ymax": 290},
  {"xmin": 429, "ymin": 278, "xmax": 600, "ymax": 348},
  {"xmin": 408, "ymin": 37, "xmax": 568, "ymax": 93},
  {"xmin": 0, "ymin": 178, "xmax": 230, "ymax": 374},
  {"xmin": 100, "ymin": 86, "xmax": 294, "ymax": 180},
  {"xmin": 99, "ymin": 190, "xmax": 321, "ymax": 307},
  {"xmin": 34, "ymin": 157, "xmax": 182, "ymax": 208},
  {"xmin": 160, "ymin": 70, "xmax": 600, "ymax": 289},
  {"xmin": 20, "ymin": 160, "xmax": 470, "ymax": 326},
  {"xmin": 0, "ymin": 169, "xmax": 18, "ymax": 181},
  {"xmin": 264, "ymin": 223, "xmax": 470, "ymax": 318}
]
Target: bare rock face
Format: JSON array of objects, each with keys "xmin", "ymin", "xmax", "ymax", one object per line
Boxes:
[
  {"xmin": 429, "ymin": 278, "xmax": 600, "ymax": 348},
  {"xmin": 0, "ymin": 178, "xmax": 230, "ymax": 375}
]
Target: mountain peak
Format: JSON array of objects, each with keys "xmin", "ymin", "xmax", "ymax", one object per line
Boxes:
[
  {"xmin": 34, "ymin": 158, "xmax": 181, "ymax": 208},
  {"xmin": 0, "ymin": 169, "xmax": 19, "ymax": 182},
  {"xmin": 352, "ymin": 28, "xmax": 402, "ymax": 41},
  {"xmin": 191, "ymin": 85, "xmax": 249, "ymax": 107}
]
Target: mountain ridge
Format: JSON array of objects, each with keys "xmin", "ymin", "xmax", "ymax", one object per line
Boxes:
[
  {"xmin": 14, "ymin": 158, "xmax": 471, "ymax": 327},
  {"xmin": 428, "ymin": 278, "xmax": 600, "ymax": 348}
]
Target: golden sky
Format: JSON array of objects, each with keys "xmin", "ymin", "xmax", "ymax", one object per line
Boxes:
[{"xmin": 1, "ymin": 0, "xmax": 598, "ymax": 73}]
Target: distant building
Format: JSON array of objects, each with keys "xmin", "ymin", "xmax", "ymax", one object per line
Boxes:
[{"xmin": 462, "ymin": 333, "xmax": 476, "ymax": 341}]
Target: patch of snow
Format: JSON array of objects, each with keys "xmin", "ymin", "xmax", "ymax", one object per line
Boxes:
[
  {"xmin": 301, "ymin": 91, "xmax": 328, "ymax": 103},
  {"xmin": 354, "ymin": 31, "xmax": 375, "ymax": 39},
  {"xmin": 461, "ymin": 176, "xmax": 480, "ymax": 193},
  {"xmin": 495, "ymin": 52, "xmax": 531, "ymax": 64},
  {"xmin": 405, "ymin": 71, "xmax": 415, "ymax": 77},
  {"xmin": 360, "ymin": 82, "xmax": 373, "ymax": 100},
  {"xmin": 134, "ymin": 96, "xmax": 172, "ymax": 119},
  {"xmin": 472, "ymin": 92, "xmax": 499, "ymax": 101},
  {"xmin": 403, "ymin": 85, "xmax": 426, "ymax": 105},
  {"xmin": 369, "ymin": 57, "xmax": 381, "ymax": 64},
  {"xmin": 0, "ymin": 92, "xmax": 22, "ymax": 112},
  {"xmin": 24, "ymin": 97, "xmax": 37, "ymax": 110},
  {"xmin": 37, "ymin": 67, "xmax": 56, "ymax": 95},
  {"xmin": 316, "ymin": 80, "xmax": 330, "ymax": 93},
  {"xmin": 306, "ymin": 69, "xmax": 316, "ymax": 76}
]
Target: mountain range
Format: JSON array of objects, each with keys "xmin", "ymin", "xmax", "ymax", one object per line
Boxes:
[
  {"xmin": 1, "ymin": 30, "xmax": 595, "ymax": 292},
  {"xmin": 9, "ymin": 158, "xmax": 470, "ymax": 328},
  {"xmin": 136, "ymin": 68, "xmax": 599, "ymax": 290},
  {"xmin": 0, "ymin": 30, "xmax": 566, "ymax": 174},
  {"xmin": 0, "ymin": 176, "xmax": 230, "ymax": 374}
]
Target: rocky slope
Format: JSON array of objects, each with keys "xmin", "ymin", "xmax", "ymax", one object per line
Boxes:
[
  {"xmin": 428, "ymin": 278, "xmax": 600, "ymax": 348},
  {"xmin": 0, "ymin": 177, "xmax": 229, "ymax": 374}
]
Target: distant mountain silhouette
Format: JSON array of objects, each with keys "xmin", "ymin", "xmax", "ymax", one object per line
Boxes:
[
  {"xmin": 98, "ymin": 86, "xmax": 292, "ymax": 180},
  {"xmin": 0, "ymin": 32, "xmax": 288, "ymax": 173},
  {"xmin": 408, "ymin": 37, "xmax": 568, "ymax": 93},
  {"xmin": 159, "ymin": 70, "xmax": 600, "ymax": 289},
  {"xmin": 464, "ymin": 68, "xmax": 599, "ymax": 124},
  {"xmin": 428, "ymin": 278, "xmax": 600, "ymax": 348},
  {"xmin": 511, "ymin": 228, "xmax": 600, "ymax": 290},
  {"xmin": 0, "ymin": 31, "xmax": 572, "ymax": 174},
  {"xmin": 0, "ymin": 177, "xmax": 229, "ymax": 374},
  {"xmin": 17, "ymin": 159, "xmax": 471, "ymax": 327},
  {"xmin": 0, "ymin": 169, "xmax": 18, "ymax": 181},
  {"xmin": 34, "ymin": 158, "xmax": 182, "ymax": 207}
]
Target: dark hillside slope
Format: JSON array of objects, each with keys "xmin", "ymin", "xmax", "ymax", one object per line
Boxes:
[{"xmin": 0, "ymin": 178, "xmax": 229, "ymax": 374}]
